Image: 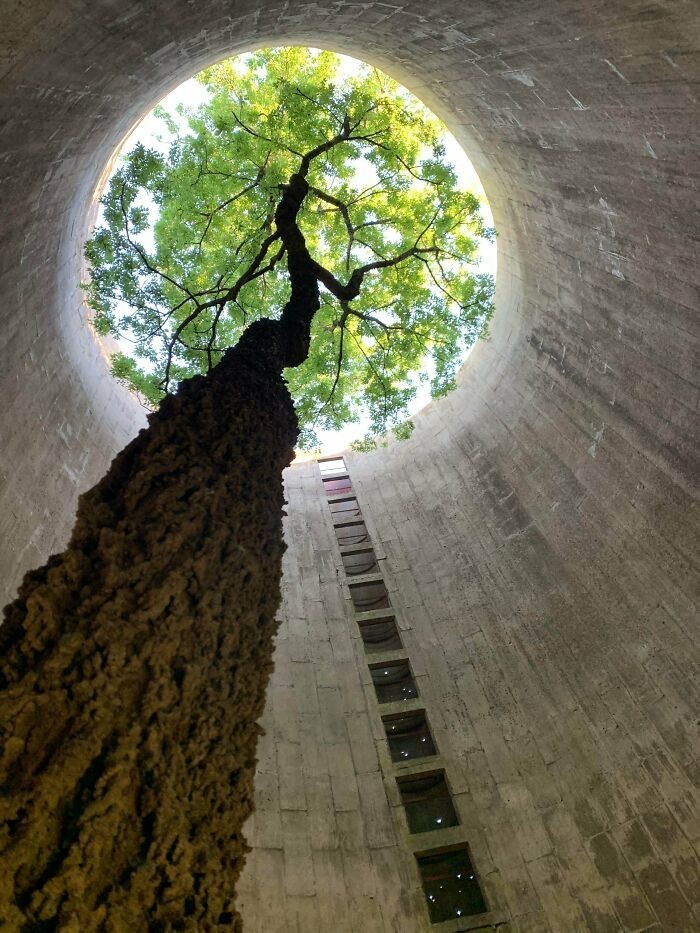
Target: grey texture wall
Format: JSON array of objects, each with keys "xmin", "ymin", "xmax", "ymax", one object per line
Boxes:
[{"xmin": 0, "ymin": 0, "xmax": 698, "ymax": 929}]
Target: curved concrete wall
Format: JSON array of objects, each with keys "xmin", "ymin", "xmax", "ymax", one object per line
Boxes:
[{"xmin": 1, "ymin": 0, "xmax": 698, "ymax": 929}]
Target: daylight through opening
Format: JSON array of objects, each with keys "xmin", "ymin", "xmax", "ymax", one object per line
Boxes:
[{"xmin": 86, "ymin": 46, "xmax": 497, "ymax": 455}]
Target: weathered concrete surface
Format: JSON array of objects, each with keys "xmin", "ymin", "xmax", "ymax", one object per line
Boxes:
[{"xmin": 0, "ymin": 0, "xmax": 698, "ymax": 930}]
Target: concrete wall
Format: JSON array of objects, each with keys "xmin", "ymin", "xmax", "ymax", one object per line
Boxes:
[{"xmin": 0, "ymin": 0, "xmax": 698, "ymax": 929}]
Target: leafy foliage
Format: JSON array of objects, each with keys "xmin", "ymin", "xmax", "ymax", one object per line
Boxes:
[{"xmin": 85, "ymin": 47, "xmax": 495, "ymax": 448}]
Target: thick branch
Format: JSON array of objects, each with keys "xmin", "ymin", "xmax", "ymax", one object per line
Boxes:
[
  {"xmin": 274, "ymin": 174, "xmax": 320, "ymax": 367},
  {"xmin": 160, "ymin": 231, "xmax": 284, "ymax": 389},
  {"xmin": 310, "ymin": 242, "xmax": 437, "ymax": 303},
  {"xmin": 196, "ymin": 162, "xmax": 267, "ymax": 253}
]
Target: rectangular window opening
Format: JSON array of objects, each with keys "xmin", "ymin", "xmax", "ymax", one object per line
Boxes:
[
  {"xmin": 335, "ymin": 521, "xmax": 370, "ymax": 547},
  {"xmin": 370, "ymin": 659, "xmax": 418, "ymax": 704},
  {"xmin": 342, "ymin": 548, "xmax": 379, "ymax": 577},
  {"xmin": 358, "ymin": 615, "xmax": 403, "ymax": 652},
  {"xmin": 397, "ymin": 771, "xmax": 459, "ymax": 834},
  {"xmin": 329, "ymin": 496, "xmax": 362, "ymax": 522},
  {"xmin": 323, "ymin": 475, "xmax": 353, "ymax": 496},
  {"xmin": 416, "ymin": 845, "xmax": 487, "ymax": 924},
  {"xmin": 350, "ymin": 579, "xmax": 391, "ymax": 612},
  {"xmin": 318, "ymin": 457, "xmax": 346, "ymax": 476},
  {"xmin": 383, "ymin": 710, "xmax": 436, "ymax": 762}
]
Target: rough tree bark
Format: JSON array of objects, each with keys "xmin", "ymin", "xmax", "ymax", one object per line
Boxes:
[{"xmin": 0, "ymin": 177, "xmax": 318, "ymax": 930}]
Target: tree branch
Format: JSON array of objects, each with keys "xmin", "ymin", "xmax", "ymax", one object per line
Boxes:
[
  {"xmin": 308, "ymin": 186, "xmax": 355, "ymax": 271},
  {"xmin": 119, "ymin": 181, "xmax": 195, "ymax": 302},
  {"xmin": 195, "ymin": 161, "xmax": 268, "ymax": 254},
  {"xmin": 318, "ymin": 301, "xmax": 348, "ymax": 416}
]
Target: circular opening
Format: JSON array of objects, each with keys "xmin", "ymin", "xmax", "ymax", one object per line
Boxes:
[{"xmin": 85, "ymin": 47, "xmax": 497, "ymax": 454}]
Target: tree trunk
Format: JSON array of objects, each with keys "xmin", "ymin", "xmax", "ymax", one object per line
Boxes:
[{"xmin": 0, "ymin": 324, "xmax": 299, "ymax": 930}]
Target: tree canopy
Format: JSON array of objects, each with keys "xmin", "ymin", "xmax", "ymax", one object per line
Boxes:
[{"xmin": 85, "ymin": 47, "xmax": 495, "ymax": 448}]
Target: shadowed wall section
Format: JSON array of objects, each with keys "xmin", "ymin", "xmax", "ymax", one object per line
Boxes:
[{"xmin": 0, "ymin": 0, "xmax": 698, "ymax": 929}]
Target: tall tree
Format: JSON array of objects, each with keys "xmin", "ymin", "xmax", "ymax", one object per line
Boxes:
[{"xmin": 0, "ymin": 49, "xmax": 493, "ymax": 929}]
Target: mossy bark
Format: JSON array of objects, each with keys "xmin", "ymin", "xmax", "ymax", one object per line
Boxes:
[{"xmin": 0, "ymin": 323, "xmax": 300, "ymax": 930}]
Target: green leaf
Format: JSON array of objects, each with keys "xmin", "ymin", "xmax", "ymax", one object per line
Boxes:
[{"xmin": 85, "ymin": 48, "xmax": 495, "ymax": 449}]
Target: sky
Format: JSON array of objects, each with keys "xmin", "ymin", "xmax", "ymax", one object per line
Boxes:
[{"xmin": 106, "ymin": 51, "xmax": 497, "ymax": 455}]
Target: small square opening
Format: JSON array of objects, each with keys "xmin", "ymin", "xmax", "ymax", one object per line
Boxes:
[
  {"xmin": 397, "ymin": 771, "xmax": 459, "ymax": 834},
  {"xmin": 342, "ymin": 548, "xmax": 379, "ymax": 576},
  {"xmin": 318, "ymin": 457, "xmax": 346, "ymax": 476},
  {"xmin": 358, "ymin": 615, "xmax": 403, "ymax": 652},
  {"xmin": 383, "ymin": 710, "xmax": 436, "ymax": 762},
  {"xmin": 329, "ymin": 497, "xmax": 362, "ymax": 521},
  {"xmin": 335, "ymin": 521, "xmax": 370, "ymax": 547},
  {"xmin": 323, "ymin": 475, "xmax": 353, "ymax": 496},
  {"xmin": 416, "ymin": 845, "xmax": 487, "ymax": 923},
  {"xmin": 350, "ymin": 579, "xmax": 391, "ymax": 612},
  {"xmin": 370, "ymin": 659, "xmax": 418, "ymax": 703}
]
